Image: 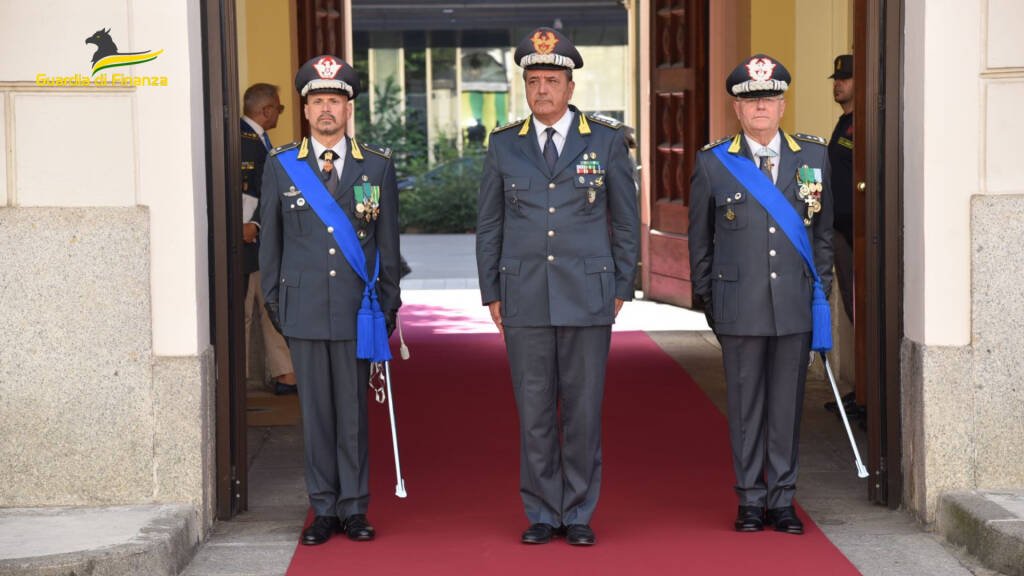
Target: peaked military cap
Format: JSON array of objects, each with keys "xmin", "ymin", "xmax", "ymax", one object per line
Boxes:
[
  {"xmin": 294, "ymin": 54, "xmax": 361, "ymax": 99},
  {"xmin": 829, "ymin": 54, "xmax": 853, "ymax": 79},
  {"xmin": 514, "ymin": 27, "xmax": 583, "ymax": 70},
  {"xmin": 726, "ymin": 54, "xmax": 791, "ymax": 98}
]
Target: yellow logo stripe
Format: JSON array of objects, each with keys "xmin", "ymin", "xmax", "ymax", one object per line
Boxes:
[{"xmin": 91, "ymin": 49, "xmax": 164, "ymax": 76}]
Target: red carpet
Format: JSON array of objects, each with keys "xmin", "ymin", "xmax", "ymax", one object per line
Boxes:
[{"xmin": 286, "ymin": 303, "xmax": 861, "ymax": 575}]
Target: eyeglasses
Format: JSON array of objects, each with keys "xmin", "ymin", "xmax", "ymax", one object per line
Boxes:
[{"xmin": 267, "ymin": 104, "xmax": 285, "ymax": 113}]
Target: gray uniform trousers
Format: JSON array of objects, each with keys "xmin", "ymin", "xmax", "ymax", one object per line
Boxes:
[
  {"xmin": 288, "ymin": 338, "xmax": 370, "ymax": 519},
  {"xmin": 719, "ymin": 331, "xmax": 811, "ymax": 509},
  {"xmin": 504, "ymin": 324, "xmax": 612, "ymax": 527}
]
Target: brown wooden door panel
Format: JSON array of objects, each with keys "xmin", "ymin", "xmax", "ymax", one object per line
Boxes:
[
  {"xmin": 650, "ymin": 231, "xmax": 690, "ymax": 281},
  {"xmin": 296, "ymin": 0, "xmax": 349, "ymax": 139},
  {"xmin": 646, "ymin": 0, "xmax": 707, "ymax": 306}
]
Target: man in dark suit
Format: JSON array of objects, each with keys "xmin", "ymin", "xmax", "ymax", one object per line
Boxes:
[
  {"xmin": 240, "ymin": 83, "xmax": 297, "ymax": 395},
  {"xmin": 476, "ymin": 27, "xmax": 640, "ymax": 547},
  {"xmin": 260, "ymin": 55, "xmax": 401, "ymax": 545},
  {"xmin": 688, "ymin": 54, "xmax": 834, "ymax": 535}
]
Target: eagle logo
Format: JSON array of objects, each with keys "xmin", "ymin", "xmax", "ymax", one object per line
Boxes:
[
  {"xmin": 86, "ymin": 28, "xmax": 162, "ymax": 76},
  {"xmin": 313, "ymin": 56, "xmax": 341, "ymax": 79},
  {"xmin": 530, "ymin": 31, "xmax": 559, "ymax": 55},
  {"xmin": 745, "ymin": 57, "xmax": 776, "ymax": 82}
]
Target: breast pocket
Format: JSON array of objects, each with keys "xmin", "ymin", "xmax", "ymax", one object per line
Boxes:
[
  {"xmin": 575, "ymin": 175, "xmax": 605, "ymax": 214},
  {"xmin": 282, "ymin": 196, "xmax": 313, "ymax": 236},
  {"xmin": 504, "ymin": 177, "xmax": 529, "ymax": 215},
  {"xmin": 715, "ymin": 190, "xmax": 748, "ymax": 230}
]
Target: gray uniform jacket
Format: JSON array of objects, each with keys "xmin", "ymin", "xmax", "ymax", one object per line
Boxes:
[
  {"xmin": 476, "ymin": 107, "xmax": 640, "ymax": 327},
  {"xmin": 260, "ymin": 136, "xmax": 401, "ymax": 341},
  {"xmin": 688, "ymin": 131, "xmax": 833, "ymax": 337}
]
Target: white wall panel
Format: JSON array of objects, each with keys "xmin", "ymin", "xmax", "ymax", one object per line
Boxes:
[
  {"xmin": 986, "ymin": 81, "xmax": 1024, "ymax": 193},
  {"xmin": 13, "ymin": 93, "xmax": 134, "ymax": 206},
  {"xmin": 0, "ymin": 96, "xmax": 7, "ymax": 206},
  {"xmin": 987, "ymin": 0, "xmax": 1024, "ymax": 69},
  {"xmin": 0, "ymin": 1, "xmax": 129, "ymax": 82}
]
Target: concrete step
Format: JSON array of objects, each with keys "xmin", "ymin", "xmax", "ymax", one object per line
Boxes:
[
  {"xmin": 0, "ymin": 504, "xmax": 200, "ymax": 576},
  {"xmin": 938, "ymin": 491, "xmax": 1024, "ymax": 576}
]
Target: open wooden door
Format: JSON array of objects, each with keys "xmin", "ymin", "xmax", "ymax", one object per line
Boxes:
[
  {"xmin": 854, "ymin": 0, "xmax": 903, "ymax": 508},
  {"xmin": 296, "ymin": 0, "xmax": 351, "ymax": 139},
  {"xmin": 202, "ymin": 0, "xmax": 246, "ymax": 519},
  {"xmin": 643, "ymin": 0, "xmax": 708, "ymax": 308}
]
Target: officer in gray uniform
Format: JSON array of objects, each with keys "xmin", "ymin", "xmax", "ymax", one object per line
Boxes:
[
  {"xmin": 476, "ymin": 27, "xmax": 640, "ymax": 547},
  {"xmin": 260, "ymin": 55, "xmax": 401, "ymax": 546},
  {"xmin": 688, "ymin": 54, "xmax": 833, "ymax": 535}
]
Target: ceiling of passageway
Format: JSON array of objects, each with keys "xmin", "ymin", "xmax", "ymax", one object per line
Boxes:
[{"xmin": 352, "ymin": 0, "xmax": 628, "ymax": 31}]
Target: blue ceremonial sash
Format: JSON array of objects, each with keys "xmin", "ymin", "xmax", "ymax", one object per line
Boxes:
[
  {"xmin": 276, "ymin": 148, "xmax": 391, "ymax": 362},
  {"xmin": 711, "ymin": 144, "xmax": 832, "ymax": 352}
]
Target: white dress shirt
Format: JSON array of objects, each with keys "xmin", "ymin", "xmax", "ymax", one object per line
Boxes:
[
  {"xmin": 744, "ymin": 131, "xmax": 781, "ymax": 184},
  {"xmin": 533, "ymin": 108, "xmax": 574, "ymax": 156},
  {"xmin": 309, "ymin": 136, "xmax": 348, "ymax": 174}
]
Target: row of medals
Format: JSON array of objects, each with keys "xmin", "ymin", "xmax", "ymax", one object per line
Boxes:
[
  {"xmin": 355, "ymin": 175, "xmax": 380, "ymax": 221},
  {"xmin": 798, "ymin": 179, "xmax": 823, "ymax": 225}
]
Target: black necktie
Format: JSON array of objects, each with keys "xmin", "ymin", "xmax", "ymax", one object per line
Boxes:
[
  {"xmin": 543, "ymin": 127, "xmax": 558, "ymax": 172},
  {"xmin": 320, "ymin": 150, "xmax": 338, "ymax": 185},
  {"xmin": 758, "ymin": 154, "xmax": 774, "ymax": 183}
]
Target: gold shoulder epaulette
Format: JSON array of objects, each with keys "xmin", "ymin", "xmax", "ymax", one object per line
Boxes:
[
  {"xmin": 269, "ymin": 141, "xmax": 298, "ymax": 156},
  {"xmin": 361, "ymin": 142, "xmax": 392, "ymax": 159},
  {"xmin": 241, "ymin": 131, "xmax": 260, "ymax": 141},
  {"xmin": 586, "ymin": 113, "xmax": 622, "ymax": 130},
  {"xmin": 793, "ymin": 133, "xmax": 826, "ymax": 146},
  {"xmin": 701, "ymin": 135, "xmax": 733, "ymax": 152},
  {"xmin": 492, "ymin": 118, "xmax": 527, "ymax": 134}
]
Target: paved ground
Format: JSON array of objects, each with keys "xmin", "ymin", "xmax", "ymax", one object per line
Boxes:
[{"xmin": 181, "ymin": 234, "xmax": 1001, "ymax": 575}]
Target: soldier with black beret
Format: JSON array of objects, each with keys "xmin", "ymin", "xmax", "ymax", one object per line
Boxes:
[
  {"xmin": 476, "ymin": 27, "xmax": 640, "ymax": 546},
  {"xmin": 260, "ymin": 54, "xmax": 402, "ymax": 546},
  {"xmin": 688, "ymin": 54, "xmax": 833, "ymax": 535},
  {"xmin": 828, "ymin": 54, "xmax": 855, "ymax": 323}
]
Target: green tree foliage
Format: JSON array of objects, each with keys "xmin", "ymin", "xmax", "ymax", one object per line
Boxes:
[{"xmin": 357, "ymin": 75, "xmax": 481, "ymax": 233}]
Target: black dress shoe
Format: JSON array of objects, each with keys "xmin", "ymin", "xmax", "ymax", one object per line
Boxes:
[
  {"xmin": 301, "ymin": 515, "xmax": 339, "ymax": 545},
  {"xmin": 734, "ymin": 506, "xmax": 765, "ymax": 532},
  {"xmin": 274, "ymin": 381, "xmax": 298, "ymax": 395},
  {"xmin": 767, "ymin": 506, "xmax": 804, "ymax": 534},
  {"xmin": 342, "ymin": 514, "xmax": 375, "ymax": 541},
  {"xmin": 521, "ymin": 523, "xmax": 556, "ymax": 544},
  {"xmin": 566, "ymin": 524, "xmax": 596, "ymax": 546}
]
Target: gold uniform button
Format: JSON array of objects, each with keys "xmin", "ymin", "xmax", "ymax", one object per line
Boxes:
[
  {"xmin": 770, "ymin": 272, "xmax": 778, "ymax": 279},
  {"xmin": 547, "ymin": 255, "xmax": 555, "ymax": 262},
  {"xmin": 769, "ymin": 226, "xmax": 777, "ymax": 234},
  {"xmin": 547, "ymin": 230, "xmax": 555, "ymax": 237},
  {"xmin": 769, "ymin": 249, "xmax": 777, "ymax": 257},
  {"xmin": 327, "ymin": 226, "xmax": 335, "ymax": 233},
  {"xmin": 549, "ymin": 207, "xmax": 556, "ymax": 214},
  {"xmin": 549, "ymin": 182, "xmax": 556, "ymax": 190},
  {"xmin": 329, "ymin": 270, "xmax": 337, "ymax": 277},
  {"xmin": 329, "ymin": 248, "xmax": 336, "ymax": 255}
]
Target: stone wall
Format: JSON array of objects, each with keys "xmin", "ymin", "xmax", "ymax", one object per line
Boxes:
[
  {"xmin": 902, "ymin": 194, "xmax": 1024, "ymax": 521},
  {"xmin": 0, "ymin": 208, "xmax": 214, "ymax": 530}
]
